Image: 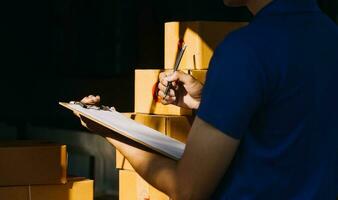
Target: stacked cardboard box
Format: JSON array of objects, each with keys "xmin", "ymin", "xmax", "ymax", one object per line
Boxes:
[
  {"xmin": 165, "ymin": 21, "xmax": 248, "ymax": 70},
  {"xmin": 0, "ymin": 141, "xmax": 94, "ymax": 200},
  {"xmin": 0, "ymin": 177, "xmax": 93, "ymax": 200},
  {"xmin": 119, "ymin": 170, "xmax": 169, "ymax": 200},
  {"xmin": 118, "ymin": 21, "xmax": 247, "ymax": 200}
]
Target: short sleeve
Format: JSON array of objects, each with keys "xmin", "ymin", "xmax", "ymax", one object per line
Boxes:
[{"xmin": 197, "ymin": 36, "xmax": 266, "ymax": 139}]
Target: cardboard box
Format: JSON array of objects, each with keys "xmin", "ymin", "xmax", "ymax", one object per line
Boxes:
[
  {"xmin": 165, "ymin": 21, "xmax": 247, "ymax": 70},
  {"xmin": 119, "ymin": 170, "xmax": 168, "ymax": 200},
  {"xmin": 189, "ymin": 69, "xmax": 207, "ymax": 84},
  {"xmin": 149, "ymin": 185, "xmax": 169, "ymax": 200},
  {"xmin": 119, "ymin": 170, "xmax": 149, "ymax": 200},
  {"xmin": 0, "ymin": 141, "xmax": 67, "ymax": 186},
  {"xmin": 135, "ymin": 69, "xmax": 191, "ymax": 115},
  {"xmin": 0, "ymin": 177, "xmax": 93, "ymax": 200},
  {"xmin": 116, "ymin": 113, "xmax": 192, "ymax": 170}
]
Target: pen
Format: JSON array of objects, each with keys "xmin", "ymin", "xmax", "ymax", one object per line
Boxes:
[{"xmin": 164, "ymin": 44, "xmax": 187, "ymax": 98}]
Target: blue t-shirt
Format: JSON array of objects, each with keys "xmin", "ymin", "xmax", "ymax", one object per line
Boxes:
[{"xmin": 197, "ymin": 0, "xmax": 338, "ymax": 199}]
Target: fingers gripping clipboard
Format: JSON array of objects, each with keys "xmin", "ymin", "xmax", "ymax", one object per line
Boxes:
[{"xmin": 59, "ymin": 102, "xmax": 185, "ymax": 160}]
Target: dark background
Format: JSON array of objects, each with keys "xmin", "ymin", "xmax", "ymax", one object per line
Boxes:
[{"xmin": 0, "ymin": 0, "xmax": 336, "ymax": 199}]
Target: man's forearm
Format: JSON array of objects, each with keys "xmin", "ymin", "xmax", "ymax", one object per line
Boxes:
[
  {"xmin": 81, "ymin": 115, "xmax": 234, "ymax": 200},
  {"xmin": 105, "ymin": 137, "xmax": 179, "ymax": 198}
]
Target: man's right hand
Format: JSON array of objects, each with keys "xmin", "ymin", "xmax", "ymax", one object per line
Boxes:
[{"xmin": 158, "ymin": 71, "xmax": 203, "ymax": 110}]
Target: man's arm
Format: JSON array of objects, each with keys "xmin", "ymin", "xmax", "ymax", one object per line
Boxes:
[{"xmin": 81, "ymin": 115, "xmax": 239, "ymax": 200}]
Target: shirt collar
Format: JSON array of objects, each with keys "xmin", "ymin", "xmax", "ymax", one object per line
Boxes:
[{"xmin": 255, "ymin": 0, "xmax": 321, "ymax": 17}]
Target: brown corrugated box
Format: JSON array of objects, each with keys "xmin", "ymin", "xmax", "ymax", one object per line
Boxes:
[
  {"xmin": 165, "ymin": 21, "xmax": 247, "ymax": 70},
  {"xmin": 0, "ymin": 141, "xmax": 67, "ymax": 186},
  {"xmin": 189, "ymin": 69, "xmax": 207, "ymax": 84},
  {"xmin": 116, "ymin": 113, "xmax": 192, "ymax": 170},
  {"xmin": 135, "ymin": 69, "xmax": 207, "ymax": 115},
  {"xmin": 0, "ymin": 177, "xmax": 93, "ymax": 200},
  {"xmin": 119, "ymin": 170, "xmax": 169, "ymax": 200}
]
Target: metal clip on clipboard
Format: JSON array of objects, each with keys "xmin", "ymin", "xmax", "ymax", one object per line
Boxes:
[{"xmin": 69, "ymin": 101, "xmax": 116, "ymax": 112}]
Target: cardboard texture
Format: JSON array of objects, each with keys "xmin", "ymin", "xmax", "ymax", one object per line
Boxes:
[
  {"xmin": 119, "ymin": 170, "xmax": 169, "ymax": 200},
  {"xmin": 135, "ymin": 69, "xmax": 207, "ymax": 115},
  {"xmin": 189, "ymin": 70, "xmax": 207, "ymax": 84},
  {"xmin": 135, "ymin": 69, "xmax": 191, "ymax": 115},
  {"xmin": 0, "ymin": 141, "xmax": 67, "ymax": 186},
  {"xmin": 165, "ymin": 21, "xmax": 247, "ymax": 70},
  {"xmin": 116, "ymin": 113, "xmax": 192, "ymax": 170},
  {"xmin": 149, "ymin": 185, "xmax": 169, "ymax": 200},
  {"xmin": 0, "ymin": 177, "xmax": 93, "ymax": 200}
]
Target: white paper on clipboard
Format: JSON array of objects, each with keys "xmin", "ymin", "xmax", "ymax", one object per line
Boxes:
[{"xmin": 59, "ymin": 102, "xmax": 185, "ymax": 160}]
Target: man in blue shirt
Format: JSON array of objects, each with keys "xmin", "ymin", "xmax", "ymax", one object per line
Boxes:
[{"xmin": 80, "ymin": 0, "xmax": 338, "ymax": 199}]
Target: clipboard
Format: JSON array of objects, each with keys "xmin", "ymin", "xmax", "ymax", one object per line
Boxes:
[{"xmin": 59, "ymin": 102, "xmax": 185, "ymax": 160}]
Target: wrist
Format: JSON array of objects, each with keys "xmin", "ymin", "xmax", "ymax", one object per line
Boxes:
[{"xmin": 192, "ymin": 100, "xmax": 200, "ymax": 110}]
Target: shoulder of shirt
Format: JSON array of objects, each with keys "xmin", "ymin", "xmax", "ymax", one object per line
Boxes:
[{"xmin": 216, "ymin": 24, "xmax": 256, "ymax": 55}]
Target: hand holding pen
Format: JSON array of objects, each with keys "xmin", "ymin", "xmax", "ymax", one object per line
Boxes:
[
  {"xmin": 157, "ymin": 45, "xmax": 204, "ymax": 110},
  {"xmin": 164, "ymin": 45, "xmax": 187, "ymax": 98}
]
